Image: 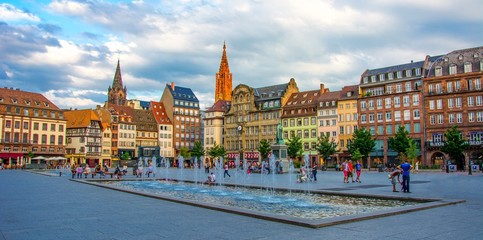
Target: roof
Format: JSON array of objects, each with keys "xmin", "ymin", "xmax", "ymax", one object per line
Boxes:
[
  {"xmin": 64, "ymin": 109, "xmax": 100, "ymax": 128},
  {"xmin": 426, "ymin": 46, "xmax": 483, "ymax": 78},
  {"xmin": 0, "ymin": 87, "xmax": 60, "ymax": 110},
  {"xmin": 206, "ymin": 100, "xmax": 231, "ymax": 113},
  {"xmin": 363, "ymin": 60, "xmax": 425, "ymax": 77},
  {"xmin": 106, "ymin": 104, "xmax": 134, "ymax": 123},
  {"xmin": 150, "ymin": 101, "xmax": 172, "ymax": 125},
  {"xmin": 132, "ymin": 109, "xmax": 157, "ymax": 131},
  {"xmin": 167, "ymin": 84, "xmax": 199, "ymax": 102},
  {"xmin": 95, "ymin": 107, "xmax": 112, "ymax": 131},
  {"xmin": 339, "ymin": 85, "xmax": 359, "ymax": 100},
  {"xmin": 139, "ymin": 100, "xmax": 150, "ymax": 109},
  {"xmin": 285, "ymin": 90, "xmax": 319, "ymax": 107},
  {"xmin": 318, "ymin": 91, "xmax": 341, "ymax": 101},
  {"xmin": 254, "ymin": 83, "xmax": 289, "ymax": 101}
]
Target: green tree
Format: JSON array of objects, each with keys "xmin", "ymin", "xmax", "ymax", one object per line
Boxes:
[
  {"xmin": 258, "ymin": 139, "xmax": 272, "ymax": 161},
  {"xmin": 406, "ymin": 138, "xmax": 419, "ymax": 166},
  {"xmin": 388, "ymin": 126, "xmax": 411, "ymax": 155},
  {"xmin": 315, "ymin": 134, "xmax": 338, "ymax": 162},
  {"xmin": 351, "ymin": 148, "xmax": 363, "ymax": 161},
  {"xmin": 348, "ymin": 128, "xmax": 376, "ymax": 160},
  {"xmin": 441, "ymin": 126, "xmax": 469, "ymax": 170},
  {"xmin": 208, "ymin": 142, "xmax": 227, "ymax": 161},
  {"xmin": 286, "ymin": 136, "xmax": 303, "ymax": 161},
  {"xmin": 120, "ymin": 152, "xmax": 131, "ymax": 160},
  {"xmin": 191, "ymin": 141, "xmax": 205, "ymax": 166},
  {"xmin": 179, "ymin": 147, "xmax": 191, "ymax": 159}
]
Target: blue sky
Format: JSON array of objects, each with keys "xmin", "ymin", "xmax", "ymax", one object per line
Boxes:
[{"xmin": 1, "ymin": 0, "xmax": 482, "ymax": 110}]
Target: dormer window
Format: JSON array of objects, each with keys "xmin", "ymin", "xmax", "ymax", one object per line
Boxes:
[
  {"xmin": 0, "ymin": 98, "xmax": 3, "ymax": 102},
  {"xmin": 474, "ymin": 53, "xmax": 479, "ymax": 58},
  {"xmin": 458, "ymin": 55, "xmax": 463, "ymax": 61},
  {"xmin": 464, "ymin": 62, "xmax": 472, "ymax": 73},
  {"xmin": 415, "ymin": 68, "xmax": 421, "ymax": 76},
  {"xmin": 388, "ymin": 72, "xmax": 394, "ymax": 80},
  {"xmin": 449, "ymin": 64, "xmax": 457, "ymax": 75},
  {"xmin": 363, "ymin": 77, "xmax": 368, "ymax": 83},
  {"xmin": 25, "ymin": 100, "xmax": 30, "ymax": 105},
  {"xmin": 406, "ymin": 69, "xmax": 412, "ymax": 77},
  {"xmin": 435, "ymin": 66, "xmax": 443, "ymax": 77},
  {"xmin": 396, "ymin": 71, "xmax": 402, "ymax": 78},
  {"xmin": 12, "ymin": 98, "xmax": 18, "ymax": 104},
  {"xmin": 347, "ymin": 92, "xmax": 352, "ymax": 97},
  {"xmin": 44, "ymin": 102, "xmax": 49, "ymax": 107},
  {"xmin": 293, "ymin": 94, "xmax": 298, "ymax": 99},
  {"xmin": 303, "ymin": 93, "xmax": 308, "ymax": 98},
  {"xmin": 370, "ymin": 76, "xmax": 376, "ymax": 82},
  {"xmin": 379, "ymin": 74, "xmax": 385, "ymax": 81}
]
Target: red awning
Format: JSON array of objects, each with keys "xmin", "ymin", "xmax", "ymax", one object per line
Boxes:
[{"xmin": 0, "ymin": 153, "xmax": 24, "ymax": 158}]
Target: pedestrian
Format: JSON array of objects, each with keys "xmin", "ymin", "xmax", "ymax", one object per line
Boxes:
[
  {"xmin": 400, "ymin": 160, "xmax": 413, "ymax": 193},
  {"xmin": 205, "ymin": 160, "xmax": 210, "ymax": 173},
  {"xmin": 76, "ymin": 164, "xmax": 83, "ymax": 179},
  {"xmin": 312, "ymin": 164, "xmax": 318, "ymax": 182},
  {"xmin": 348, "ymin": 160, "xmax": 355, "ymax": 182},
  {"xmin": 389, "ymin": 168, "xmax": 402, "ymax": 192},
  {"xmin": 415, "ymin": 161, "xmax": 419, "ymax": 173},
  {"xmin": 355, "ymin": 160, "xmax": 362, "ymax": 183},
  {"xmin": 224, "ymin": 163, "xmax": 231, "ymax": 178},
  {"xmin": 71, "ymin": 163, "xmax": 77, "ymax": 179},
  {"xmin": 342, "ymin": 160, "xmax": 349, "ymax": 183}
]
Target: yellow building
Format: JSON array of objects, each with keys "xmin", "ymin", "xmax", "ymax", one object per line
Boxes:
[{"xmin": 336, "ymin": 85, "xmax": 359, "ymax": 162}]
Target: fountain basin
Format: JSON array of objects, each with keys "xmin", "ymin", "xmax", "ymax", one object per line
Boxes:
[{"xmin": 73, "ymin": 179, "xmax": 464, "ymax": 228}]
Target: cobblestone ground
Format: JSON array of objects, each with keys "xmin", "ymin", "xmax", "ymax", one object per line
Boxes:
[{"xmin": 0, "ymin": 169, "xmax": 482, "ymax": 240}]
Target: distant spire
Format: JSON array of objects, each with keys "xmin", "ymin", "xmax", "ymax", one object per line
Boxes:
[
  {"xmin": 112, "ymin": 59, "xmax": 123, "ymax": 89},
  {"xmin": 215, "ymin": 42, "xmax": 232, "ymax": 101}
]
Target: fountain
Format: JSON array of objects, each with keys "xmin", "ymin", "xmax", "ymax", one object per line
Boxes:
[{"xmin": 178, "ymin": 155, "xmax": 184, "ymax": 181}]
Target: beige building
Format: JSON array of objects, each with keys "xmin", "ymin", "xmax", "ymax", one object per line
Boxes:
[
  {"xmin": 151, "ymin": 101, "xmax": 173, "ymax": 159},
  {"xmin": 95, "ymin": 107, "xmax": 112, "ymax": 166},
  {"xmin": 224, "ymin": 78, "xmax": 299, "ymax": 163},
  {"xmin": 317, "ymin": 90, "xmax": 340, "ymax": 166},
  {"xmin": 0, "ymin": 87, "xmax": 66, "ymax": 167},
  {"xmin": 204, "ymin": 100, "xmax": 230, "ymax": 153}
]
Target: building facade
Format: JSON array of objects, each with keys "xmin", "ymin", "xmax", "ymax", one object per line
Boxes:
[
  {"xmin": 151, "ymin": 101, "xmax": 174, "ymax": 160},
  {"xmin": 0, "ymin": 87, "xmax": 66, "ymax": 167},
  {"xmin": 337, "ymin": 85, "xmax": 359, "ymax": 162},
  {"xmin": 64, "ymin": 109, "xmax": 102, "ymax": 167},
  {"xmin": 359, "ymin": 60, "xmax": 425, "ymax": 167},
  {"xmin": 282, "ymin": 89, "xmax": 320, "ymax": 164},
  {"xmin": 204, "ymin": 100, "xmax": 230, "ymax": 153},
  {"xmin": 224, "ymin": 78, "xmax": 299, "ymax": 163},
  {"xmin": 160, "ymin": 82, "xmax": 201, "ymax": 158},
  {"xmin": 424, "ymin": 46, "xmax": 483, "ymax": 168},
  {"xmin": 317, "ymin": 90, "xmax": 340, "ymax": 166}
]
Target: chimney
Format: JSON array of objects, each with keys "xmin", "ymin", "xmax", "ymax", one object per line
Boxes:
[
  {"xmin": 320, "ymin": 83, "xmax": 328, "ymax": 94},
  {"xmin": 171, "ymin": 82, "xmax": 175, "ymax": 91}
]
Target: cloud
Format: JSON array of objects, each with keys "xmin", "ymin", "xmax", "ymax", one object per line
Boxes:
[{"xmin": 0, "ymin": 3, "xmax": 40, "ymax": 22}]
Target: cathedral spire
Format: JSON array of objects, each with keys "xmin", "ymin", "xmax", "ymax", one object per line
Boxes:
[
  {"xmin": 112, "ymin": 59, "xmax": 123, "ymax": 89},
  {"xmin": 107, "ymin": 59, "xmax": 127, "ymax": 106},
  {"xmin": 215, "ymin": 42, "xmax": 232, "ymax": 101}
]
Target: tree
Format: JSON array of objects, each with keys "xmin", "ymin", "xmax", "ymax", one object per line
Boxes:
[
  {"xmin": 388, "ymin": 126, "xmax": 411, "ymax": 155},
  {"xmin": 441, "ymin": 126, "xmax": 469, "ymax": 170},
  {"xmin": 179, "ymin": 147, "xmax": 191, "ymax": 159},
  {"xmin": 208, "ymin": 142, "xmax": 227, "ymax": 161},
  {"xmin": 286, "ymin": 136, "xmax": 303, "ymax": 161},
  {"xmin": 191, "ymin": 141, "xmax": 205, "ymax": 166},
  {"xmin": 258, "ymin": 139, "xmax": 272, "ymax": 161},
  {"xmin": 315, "ymin": 134, "xmax": 338, "ymax": 162},
  {"xmin": 120, "ymin": 152, "xmax": 131, "ymax": 160},
  {"xmin": 348, "ymin": 128, "xmax": 376, "ymax": 160},
  {"xmin": 406, "ymin": 138, "xmax": 419, "ymax": 166},
  {"xmin": 351, "ymin": 148, "xmax": 363, "ymax": 161}
]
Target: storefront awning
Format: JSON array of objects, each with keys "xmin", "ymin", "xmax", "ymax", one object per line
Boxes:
[{"xmin": 0, "ymin": 153, "xmax": 24, "ymax": 158}]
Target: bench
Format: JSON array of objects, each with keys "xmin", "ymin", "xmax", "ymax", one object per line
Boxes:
[{"xmin": 90, "ymin": 172, "xmax": 115, "ymax": 178}]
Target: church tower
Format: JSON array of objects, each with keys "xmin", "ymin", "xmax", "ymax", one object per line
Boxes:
[
  {"xmin": 107, "ymin": 60, "xmax": 127, "ymax": 106},
  {"xmin": 215, "ymin": 42, "xmax": 233, "ymax": 101}
]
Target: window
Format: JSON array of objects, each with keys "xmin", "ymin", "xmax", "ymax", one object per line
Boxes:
[
  {"xmin": 369, "ymin": 114, "xmax": 374, "ymax": 123},
  {"xmin": 464, "ymin": 62, "xmax": 472, "ymax": 73},
  {"xmin": 387, "ymin": 85, "xmax": 393, "ymax": 94},
  {"xmin": 437, "ymin": 99, "xmax": 443, "ymax": 109},
  {"xmin": 414, "ymin": 110, "xmax": 420, "ymax": 119},
  {"xmin": 456, "ymin": 98, "xmax": 462, "ymax": 107},
  {"xmin": 386, "ymin": 112, "xmax": 392, "ymax": 121},
  {"xmin": 436, "ymin": 83, "xmax": 442, "ymax": 94},
  {"xmin": 403, "ymin": 96, "xmax": 410, "ymax": 106},
  {"xmin": 378, "ymin": 126, "xmax": 384, "ymax": 135},
  {"xmin": 430, "ymin": 115, "xmax": 436, "ymax": 125},
  {"xmin": 50, "ymin": 124, "xmax": 56, "ymax": 131},
  {"xmin": 395, "ymin": 111, "xmax": 401, "ymax": 121},
  {"xmin": 379, "ymin": 74, "xmax": 385, "ymax": 81},
  {"xmin": 394, "ymin": 97, "xmax": 400, "ymax": 107},
  {"xmin": 340, "ymin": 126, "xmax": 345, "ymax": 134},
  {"xmin": 414, "ymin": 123, "xmax": 420, "ymax": 133},
  {"xmin": 42, "ymin": 123, "xmax": 48, "ymax": 131},
  {"xmin": 396, "ymin": 71, "xmax": 402, "ymax": 78},
  {"xmin": 377, "ymin": 113, "xmax": 383, "ymax": 122},
  {"xmin": 476, "ymin": 79, "xmax": 481, "ymax": 90},
  {"xmin": 455, "ymin": 81, "xmax": 460, "ymax": 91},
  {"xmin": 468, "ymin": 112, "xmax": 475, "ymax": 122},
  {"xmin": 377, "ymin": 99, "xmax": 382, "ymax": 108},
  {"xmin": 449, "ymin": 64, "xmax": 457, "ymax": 75},
  {"xmin": 429, "ymin": 84, "xmax": 434, "ymax": 93},
  {"xmin": 449, "ymin": 113, "xmax": 455, "ymax": 123},
  {"xmin": 448, "ymin": 98, "xmax": 454, "ymax": 108},
  {"xmin": 361, "ymin": 114, "xmax": 366, "ymax": 123},
  {"xmin": 429, "ymin": 100, "xmax": 435, "ymax": 110},
  {"xmin": 447, "ymin": 82, "xmax": 453, "ymax": 92},
  {"xmin": 23, "ymin": 122, "xmax": 28, "ymax": 129},
  {"xmin": 405, "ymin": 82, "xmax": 411, "ymax": 92},
  {"xmin": 371, "ymin": 75, "xmax": 376, "ymax": 82},
  {"xmin": 476, "ymin": 96, "xmax": 482, "ymax": 106},
  {"xmin": 457, "ymin": 113, "xmax": 462, "ymax": 123},
  {"xmin": 361, "ymin": 101, "xmax": 366, "ymax": 110},
  {"xmin": 14, "ymin": 121, "xmax": 20, "ymax": 129},
  {"xmin": 386, "ymin": 125, "xmax": 392, "ymax": 134},
  {"xmin": 415, "ymin": 68, "xmax": 421, "ymax": 76},
  {"xmin": 412, "ymin": 94, "xmax": 419, "ymax": 105},
  {"xmin": 369, "ymin": 100, "xmax": 374, "ymax": 109},
  {"xmin": 396, "ymin": 84, "xmax": 402, "ymax": 93},
  {"xmin": 404, "ymin": 110, "xmax": 410, "ymax": 120},
  {"xmin": 406, "ymin": 70, "xmax": 412, "ymax": 78},
  {"xmin": 478, "ymin": 112, "xmax": 483, "ymax": 122},
  {"xmin": 438, "ymin": 114, "xmax": 443, "ymax": 124},
  {"xmin": 468, "ymin": 96, "xmax": 474, "ymax": 106},
  {"xmin": 363, "ymin": 77, "xmax": 368, "ymax": 83}
]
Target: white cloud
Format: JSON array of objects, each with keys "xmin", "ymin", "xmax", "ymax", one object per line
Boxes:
[
  {"xmin": 0, "ymin": 3, "xmax": 40, "ymax": 22},
  {"xmin": 43, "ymin": 89, "xmax": 105, "ymax": 109},
  {"xmin": 48, "ymin": 0, "xmax": 90, "ymax": 16}
]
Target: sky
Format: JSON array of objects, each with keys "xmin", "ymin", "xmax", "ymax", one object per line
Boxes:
[{"xmin": 1, "ymin": 0, "xmax": 482, "ymax": 110}]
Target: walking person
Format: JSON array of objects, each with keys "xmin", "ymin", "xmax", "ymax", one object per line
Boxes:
[
  {"xmin": 355, "ymin": 160, "xmax": 362, "ymax": 183},
  {"xmin": 342, "ymin": 160, "xmax": 349, "ymax": 183},
  {"xmin": 400, "ymin": 160, "xmax": 413, "ymax": 193},
  {"xmin": 223, "ymin": 163, "xmax": 231, "ymax": 178},
  {"xmin": 76, "ymin": 164, "xmax": 83, "ymax": 179},
  {"xmin": 348, "ymin": 160, "xmax": 355, "ymax": 182}
]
